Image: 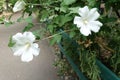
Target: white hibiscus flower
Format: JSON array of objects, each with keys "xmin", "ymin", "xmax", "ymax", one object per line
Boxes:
[
  {"xmin": 13, "ymin": 0, "xmax": 26, "ymax": 12},
  {"xmin": 74, "ymin": 6, "xmax": 103, "ymax": 36},
  {"xmin": 11, "ymin": 32, "xmax": 40, "ymax": 62}
]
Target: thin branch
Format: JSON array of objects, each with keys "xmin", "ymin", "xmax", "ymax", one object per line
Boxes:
[
  {"xmin": 34, "ymin": 29, "xmax": 76, "ymax": 43},
  {"xmin": 41, "ymin": 29, "xmax": 74, "ymax": 41}
]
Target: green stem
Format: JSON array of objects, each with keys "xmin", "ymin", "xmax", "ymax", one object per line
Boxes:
[{"xmin": 26, "ymin": 2, "xmax": 57, "ymax": 8}]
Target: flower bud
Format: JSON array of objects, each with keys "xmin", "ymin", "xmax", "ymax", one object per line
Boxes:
[{"xmin": 13, "ymin": 0, "xmax": 26, "ymax": 12}]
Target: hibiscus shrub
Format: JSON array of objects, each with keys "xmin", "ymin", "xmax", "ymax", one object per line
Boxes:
[{"xmin": 2, "ymin": 0, "xmax": 120, "ymax": 79}]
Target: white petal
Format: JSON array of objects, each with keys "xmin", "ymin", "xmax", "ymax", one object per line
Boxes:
[
  {"xmin": 21, "ymin": 53, "xmax": 33, "ymax": 62},
  {"xmin": 88, "ymin": 21, "xmax": 103, "ymax": 32},
  {"xmin": 30, "ymin": 43, "xmax": 40, "ymax": 56},
  {"xmin": 78, "ymin": 6, "xmax": 89, "ymax": 17},
  {"xmin": 23, "ymin": 32, "xmax": 35, "ymax": 42},
  {"xmin": 33, "ymin": 43, "xmax": 39, "ymax": 48},
  {"xmin": 88, "ymin": 8, "xmax": 100, "ymax": 21},
  {"xmin": 13, "ymin": 7, "xmax": 20, "ymax": 12},
  {"xmin": 12, "ymin": 45, "xmax": 26, "ymax": 56},
  {"xmin": 12, "ymin": 33, "xmax": 28, "ymax": 45},
  {"xmin": 12, "ymin": 33, "xmax": 22, "ymax": 42},
  {"xmin": 74, "ymin": 16, "xmax": 84, "ymax": 28},
  {"xmin": 95, "ymin": 21, "xmax": 103, "ymax": 26},
  {"xmin": 88, "ymin": 25, "xmax": 100, "ymax": 33},
  {"xmin": 90, "ymin": 21, "xmax": 103, "ymax": 27},
  {"xmin": 80, "ymin": 26, "xmax": 91, "ymax": 36}
]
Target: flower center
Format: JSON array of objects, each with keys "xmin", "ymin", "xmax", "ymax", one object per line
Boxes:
[
  {"xmin": 25, "ymin": 42, "xmax": 31, "ymax": 49},
  {"xmin": 83, "ymin": 19, "xmax": 88, "ymax": 25}
]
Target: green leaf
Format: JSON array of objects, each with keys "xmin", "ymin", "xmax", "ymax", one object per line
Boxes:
[
  {"xmin": 23, "ymin": 23, "xmax": 34, "ymax": 32},
  {"xmin": 69, "ymin": 31, "xmax": 76, "ymax": 38},
  {"xmin": 25, "ymin": 16, "xmax": 32, "ymax": 23},
  {"xmin": 55, "ymin": 7, "xmax": 60, "ymax": 11},
  {"xmin": 32, "ymin": 30, "xmax": 40, "ymax": 40},
  {"xmin": 53, "ymin": 15, "xmax": 72, "ymax": 27},
  {"xmin": 50, "ymin": 38, "xmax": 56, "ymax": 45},
  {"xmin": 87, "ymin": 0, "xmax": 96, "ymax": 7},
  {"xmin": 68, "ymin": 7, "xmax": 79, "ymax": 14},
  {"xmin": 55, "ymin": 34, "xmax": 62, "ymax": 43},
  {"xmin": 4, "ymin": 21, "xmax": 13, "ymax": 27},
  {"xmin": 0, "ymin": 17, "xmax": 4, "ymax": 24},
  {"xmin": 40, "ymin": 10, "xmax": 49, "ymax": 21},
  {"xmin": 60, "ymin": 15, "xmax": 73, "ymax": 27},
  {"xmin": 50, "ymin": 34, "xmax": 62, "ymax": 45},
  {"xmin": 60, "ymin": 5, "xmax": 68, "ymax": 13},
  {"xmin": 48, "ymin": 24, "xmax": 56, "ymax": 33},
  {"xmin": 8, "ymin": 36, "xmax": 15, "ymax": 47},
  {"xmin": 63, "ymin": 0, "xmax": 76, "ymax": 5},
  {"xmin": 17, "ymin": 17, "xmax": 24, "ymax": 22}
]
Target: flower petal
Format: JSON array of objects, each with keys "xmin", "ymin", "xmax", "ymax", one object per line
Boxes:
[
  {"xmin": 21, "ymin": 53, "xmax": 33, "ymax": 62},
  {"xmin": 78, "ymin": 6, "xmax": 89, "ymax": 17},
  {"xmin": 80, "ymin": 26, "xmax": 91, "ymax": 36},
  {"xmin": 88, "ymin": 8, "xmax": 100, "ymax": 21},
  {"xmin": 12, "ymin": 45, "xmax": 26, "ymax": 56},
  {"xmin": 90, "ymin": 21, "xmax": 103, "ymax": 27},
  {"xmin": 88, "ymin": 25, "xmax": 100, "ymax": 33},
  {"xmin": 88, "ymin": 21, "xmax": 103, "ymax": 32},
  {"xmin": 74, "ymin": 16, "xmax": 84, "ymax": 28},
  {"xmin": 12, "ymin": 33, "xmax": 22, "ymax": 42},
  {"xmin": 29, "ymin": 43, "xmax": 40, "ymax": 56},
  {"xmin": 12, "ymin": 33, "xmax": 28, "ymax": 45},
  {"xmin": 23, "ymin": 32, "xmax": 35, "ymax": 42}
]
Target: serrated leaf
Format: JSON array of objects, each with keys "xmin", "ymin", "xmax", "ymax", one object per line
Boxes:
[
  {"xmin": 53, "ymin": 15, "xmax": 72, "ymax": 27},
  {"xmin": 60, "ymin": 15, "xmax": 72, "ymax": 27}
]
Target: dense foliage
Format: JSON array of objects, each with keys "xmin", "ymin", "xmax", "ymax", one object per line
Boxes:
[{"xmin": 0, "ymin": 0, "xmax": 120, "ymax": 80}]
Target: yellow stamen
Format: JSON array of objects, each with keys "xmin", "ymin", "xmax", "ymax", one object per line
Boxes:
[
  {"xmin": 25, "ymin": 42, "xmax": 31, "ymax": 49},
  {"xmin": 83, "ymin": 20, "xmax": 88, "ymax": 24}
]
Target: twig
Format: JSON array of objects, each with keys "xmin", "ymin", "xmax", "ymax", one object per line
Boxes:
[
  {"xmin": 41, "ymin": 29, "xmax": 74, "ymax": 40},
  {"xmin": 34, "ymin": 29, "xmax": 76, "ymax": 43}
]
